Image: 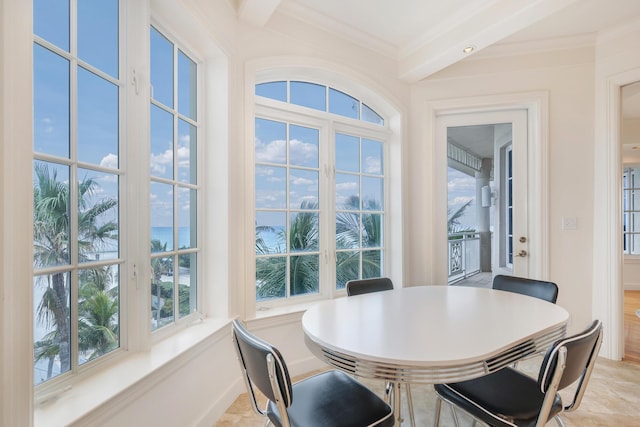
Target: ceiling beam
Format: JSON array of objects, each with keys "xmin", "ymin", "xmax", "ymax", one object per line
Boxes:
[
  {"xmin": 238, "ymin": 0, "xmax": 282, "ymax": 27},
  {"xmin": 398, "ymin": 0, "xmax": 579, "ymax": 83}
]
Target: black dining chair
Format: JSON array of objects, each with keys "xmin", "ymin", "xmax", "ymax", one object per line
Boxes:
[
  {"xmin": 346, "ymin": 276, "xmax": 394, "ymax": 296},
  {"xmin": 492, "ymin": 274, "xmax": 559, "ymax": 304},
  {"xmin": 231, "ymin": 319, "xmax": 394, "ymax": 427},
  {"xmin": 433, "ymin": 319, "xmax": 603, "ymax": 427},
  {"xmin": 345, "ymin": 277, "xmax": 415, "ymax": 427}
]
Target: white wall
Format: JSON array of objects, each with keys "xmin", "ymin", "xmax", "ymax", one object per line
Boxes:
[{"xmin": 407, "ymin": 45, "xmax": 596, "ymax": 333}]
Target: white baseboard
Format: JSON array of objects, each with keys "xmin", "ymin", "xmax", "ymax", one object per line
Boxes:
[{"xmin": 624, "ymin": 283, "xmax": 640, "ymax": 291}]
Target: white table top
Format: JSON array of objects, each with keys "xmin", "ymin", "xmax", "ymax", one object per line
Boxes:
[{"xmin": 302, "ymin": 285, "xmax": 569, "ymax": 383}]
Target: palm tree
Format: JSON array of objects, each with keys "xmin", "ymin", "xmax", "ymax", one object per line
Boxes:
[
  {"xmin": 335, "ymin": 196, "xmax": 383, "ymax": 287},
  {"xmin": 448, "ymin": 200, "xmax": 474, "ymax": 234},
  {"xmin": 33, "ymin": 162, "xmax": 117, "ymax": 380},
  {"xmin": 78, "ymin": 267, "xmax": 119, "ymax": 361},
  {"xmin": 255, "ymin": 201, "xmax": 319, "ymax": 299}
]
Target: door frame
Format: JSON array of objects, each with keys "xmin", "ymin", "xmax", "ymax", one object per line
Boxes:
[
  {"xmin": 595, "ymin": 68, "xmax": 640, "ymax": 360},
  {"xmin": 427, "ymin": 92, "xmax": 549, "ymax": 285}
]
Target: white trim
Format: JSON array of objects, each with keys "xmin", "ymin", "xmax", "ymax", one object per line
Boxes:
[
  {"xmin": 243, "ymin": 57, "xmax": 404, "ymax": 318},
  {"xmin": 426, "ymin": 92, "xmax": 549, "ymax": 285},
  {"xmin": 594, "ymin": 67, "xmax": 640, "ymax": 360},
  {"xmin": 1, "ymin": 0, "xmax": 35, "ymax": 425}
]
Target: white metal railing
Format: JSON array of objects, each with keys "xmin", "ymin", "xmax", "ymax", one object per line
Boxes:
[{"xmin": 448, "ymin": 232, "xmax": 480, "ymax": 284}]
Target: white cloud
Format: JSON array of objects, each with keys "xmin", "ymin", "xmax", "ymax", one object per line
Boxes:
[
  {"xmin": 289, "ymin": 138, "xmax": 318, "ymax": 165},
  {"xmin": 364, "ymin": 156, "xmax": 381, "ymax": 174},
  {"xmin": 100, "ymin": 153, "xmax": 119, "ymax": 169},
  {"xmin": 151, "ymin": 149, "xmax": 173, "ymax": 175},
  {"xmin": 255, "ymin": 137, "xmax": 286, "ymax": 163},
  {"xmin": 290, "ymin": 176, "xmax": 315, "ymax": 186}
]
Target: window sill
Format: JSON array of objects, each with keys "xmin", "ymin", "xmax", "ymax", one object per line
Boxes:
[{"xmin": 33, "ymin": 317, "xmax": 232, "ymax": 427}]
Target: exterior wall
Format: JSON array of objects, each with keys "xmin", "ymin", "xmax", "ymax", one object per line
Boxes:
[{"xmin": 407, "ymin": 46, "xmax": 597, "ymax": 334}]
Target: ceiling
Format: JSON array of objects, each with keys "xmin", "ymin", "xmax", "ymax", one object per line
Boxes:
[
  {"xmin": 234, "ymin": 0, "xmax": 640, "ymax": 82},
  {"xmin": 232, "ymin": 0, "xmax": 640, "ymax": 164}
]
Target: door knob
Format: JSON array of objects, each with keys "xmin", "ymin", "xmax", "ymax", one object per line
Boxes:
[{"xmin": 515, "ymin": 250, "xmax": 528, "ymax": 257}]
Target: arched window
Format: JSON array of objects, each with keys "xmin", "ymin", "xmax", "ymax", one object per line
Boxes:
[{"xmin": 253, "ymin": 78, "xmax": 393, "ymax": 307}]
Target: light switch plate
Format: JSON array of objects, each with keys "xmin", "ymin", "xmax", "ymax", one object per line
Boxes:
[{"xmin": 562, "ymin": 217, "xmax": 577, "ymax": 230}]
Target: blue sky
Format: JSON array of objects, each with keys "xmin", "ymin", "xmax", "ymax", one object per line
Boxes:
[{"xmin": 33, "ymin": 3, "xmax": 197, "ymax": 251}]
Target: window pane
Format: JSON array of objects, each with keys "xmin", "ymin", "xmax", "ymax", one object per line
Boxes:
[
  {"xmin": 150, "ymin": 27, "xmax": 174, "ymax": 108},
  {"xmin": 362, "ymin": 176, "xmax": 383, "ymax": 210},
  {"xmin": 362, "ymin": 250, "xmax": 382, "ymax": 278},
  {"xmin": 256, "ymin": 256, "xmax": 286, "ymax": 300},
  {"xmin": 290, "ymin": 254, "xmax": 319, "ymax": 296},
  {"xmin": 336, "ymin": 251, "xmax": 359, "ymax": 289},
  {"xmin": 178, "ymin": 50, "xmax": 197, "ymax": 120},
  {"xmin": 289, "ymin": 169, "xmax": 318, "ymax": 209},
  {"xmin": 289, "ymin": 212, "xmax": 318, "ymax": 252},
  {"xmin": 329, "ymin": 88, "xmax": 359, "ymax": 119},
  {"xmin": 362, "ymin": 139, "xmax": 383, "ymax": 175},
  {"xmin": 336, "ymin": 133, "xmax": 359, "ymax": 173},
  {"xmin": 78, "ymin": 0, "xmax": 118, "ymax": 77},
  {"xmin": 77, "ymin": 168, "xmax": 119, "ymax": 262},
  {"xmin": 336, "ymin": 213, "xmax": 361, "ymax": 249},
  {"xmin": 34, "ymin": 0, "xmax": 69, "ymax": 51},
  {"xmin": 255, "ymin": 118, "xmax": 287, "ymax": 164},
  {"xmin": 178, "ymin": 253, "xmax": 196, "ymax": 318},
  {"xmin": 150, "ymin": 104, "xmax": 174, "ymax": 180},
  {"xmin": 177, "ymin": 119, "xmax": 196, "ymax": 184},
  {"xmin": 33, "ymin": 161, "xmax": 70, "ymax": 268},
  {"xmin": 363, "ymin": 213, "xmax": 382, "ymax": 247},
  {"xmin": 178, "ymin": 187, "xmax": 195, "ymax": 249},
  {"xmin": 290, "ymin": 81, "xmax": 326, "ymax": 111},
  {"xmin": 289, "ymin": 125, "xmax": 319, "ymax": 168},
  {"xmin": 78, "ymin": 68, "xmax": 119, "ymax": 166},
  {"xmin": 255, "ymin": 211, "xmax": 286, "ymax": 254},
  {"xmin": 33, "ymin": 45, "xmax": 70, "ymax": 158},
  {"xmin": 78, "ymin": 265, "xmax": 120, "ymax": 365},
  {"xmin": 151, "ymin": 256, "xmax": 174, "ymax": 330},
  {"xmin": 256, "ymin": 81, "xmax": 287, "ymax": 102},
  {"xmin": 336, "ymin": 173, "xmax": 359, "ymax": 210},
  {"xmin": 362, "ymin": 103, "xmax": 384, "ymax": 125},
  {"xmin": 151, "ymin": 182, "xmax": 174, "ymax": 252},
  {"xmin": 33, "ymin": 271, "xmax": 71, "ymax": 385},
  {"xmin": 255, "ymin": 166, "xmax": 286, "ymax": 209}
]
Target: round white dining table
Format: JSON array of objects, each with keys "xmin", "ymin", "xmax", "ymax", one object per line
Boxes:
[{"xmin": 302, "ymin": 285, "xmax": 570, "ymax": 426}]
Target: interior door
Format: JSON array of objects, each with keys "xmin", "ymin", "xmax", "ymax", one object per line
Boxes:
[{"xmin": 438, "ymin": 109, "xmax": 529, "ymax": 280}]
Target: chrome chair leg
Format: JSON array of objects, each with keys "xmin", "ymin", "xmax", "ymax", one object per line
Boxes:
[
  {"xmin": 555, "ymin": 416, "xmax": 567, "ymax": 427},
  {"xmin": 433, "ymin": 396, "xmax": 442, "ymax": 427},
  {"xmin": 406, "ymin": 384, "xmax": 416, "ymax": 427},
  {"xmin": 449, "ymin": 402, "xmax": 461, "ymax": 427}
]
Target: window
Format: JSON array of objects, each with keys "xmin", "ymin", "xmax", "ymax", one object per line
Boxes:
[
  {"xmin": 33, "ymin": 0, "xmax": 121, "ymax": 386},
  {"xmin": 149, "ymin": 26, "xmax": 199, "ymax": 330},
  {"xmin": 254, "ymin": 80, "xmax": 387, "ymax": 305},
  {"xmin": 32, "ymin": 2, "xmax": 203, "ymax": 389},
  {"xmin": 624, "ymin": 166, "xmax": 640, "ymax": 255}
]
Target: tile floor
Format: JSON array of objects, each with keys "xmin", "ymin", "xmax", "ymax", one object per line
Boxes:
[{"xmin": 214, "ymin": 357, "xmax": 640, "ymax": 426}]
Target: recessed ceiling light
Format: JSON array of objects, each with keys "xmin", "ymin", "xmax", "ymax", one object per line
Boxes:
[{"xmin": 463, "ymin": 46, "xmax": 475, "ymax": 54}]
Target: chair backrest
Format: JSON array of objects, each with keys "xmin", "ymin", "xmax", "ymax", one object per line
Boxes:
[
  {"xmin": 492, "ymin": 274, "xmax": 558, "ymax": 303},
  {"xmin": 231, "ymin": 319, "xmax": 293, "ymax": 413},
  {"xmin": 537, "ymin": 320, "xmax": 603, "ymax": 414},
  {"xmin": 346, "ymin": 277, "xmax": 394, "ymax": 296}
]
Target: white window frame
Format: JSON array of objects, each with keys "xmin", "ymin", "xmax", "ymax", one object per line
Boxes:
[
  {"xmin": 31, "ymin": 0, "xmax": 212, "ymax": 398},
  {"xmin": 247, "ymin": 68, "xmax": 401, "ymax": 316},
  {"xmin": 623, "ymin": 166, "xmax": 640, "ymax": 256}
]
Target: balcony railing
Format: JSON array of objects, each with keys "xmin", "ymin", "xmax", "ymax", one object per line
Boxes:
[{"xmin": 448, "ymin": 232, "xmax": 480, "ymax": 284}]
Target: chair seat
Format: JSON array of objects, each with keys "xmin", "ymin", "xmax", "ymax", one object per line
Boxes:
[
  {"xmin": 267, "ymin": 370, "xmax": 394, "ymax": 427},
  {"xmin": 434, "ymin": 367, "xmax": 562, "ymax": 427}
]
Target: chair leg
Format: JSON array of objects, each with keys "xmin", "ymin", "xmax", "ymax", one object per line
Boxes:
[
  {"xmin": 406, "ymin": 384, "xmax": 416, "ymax": 427},
  {"xmin": 554, "ymin": 415, "xmax": 567, "ymax": 427},
  {"xmin": 449, "ymin": 402, "xmax": 461, "ymax": 427},
  {"xmin": 433, "ymin": 396, "xmax": 442, "ymax": 427}
]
